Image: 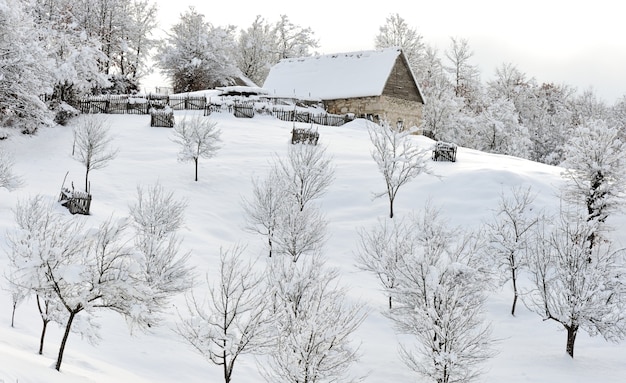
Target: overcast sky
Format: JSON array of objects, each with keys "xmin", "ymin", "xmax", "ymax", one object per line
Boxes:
[{"xmin": 151, "ymin": 0, "xmax": 626, "ymax": 103}]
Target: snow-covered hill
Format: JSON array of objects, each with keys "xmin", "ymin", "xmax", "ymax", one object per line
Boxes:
[{"xmin": 0, "ymin": 111, "xmax": 624, "ymax": 382}]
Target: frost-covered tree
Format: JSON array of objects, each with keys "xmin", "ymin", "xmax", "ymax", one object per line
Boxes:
[
  {"xmin": 485, "ymin": 186, "xmax": 538, "ymax": 315},
  {"xmin": 525, "ymin": 211, "xmax": 626, "ymax": 357},
  {"xmin": 570, "ymin": 88, "xmax": 610, "ymax": 126},
  {"xmin": 26, "ymin": 0, "xmax": 157, "ymax": 98},
  {"xmin": 110, "ymin": 0, "xmax": 159, "ymax": 83},
  {"xmin": 525, "ymin": 82, "xmax": 574, "ymax": 165},
  {"xmin": 475, "ymin": 95, "xmax": 531, "ymax": 158},
  {"xmin": 263, "ymin": 253, "xmax": 366, "ymax": 383},
  {"xmin": 610, "ymin": 95, "xmax": 626, "ymax": 135},
  {"xmin": 129, "ymin": 182, "xmax": 192, "ymax": 321},
  {"xmin": 7, "ymin": 194, "xmax": 192, "ymax": 371},
  {"xmin": 272, "ymin": 202, "xmax": 327, "ymax": 263},
  {"xmin": 4, "ymin": 269, "xmax": 28, "ymax": 328},
  {"xmin": 0, "ymin": 149, "xmax": 22, "ymax": 190},
  {"xmin": 487, "ymin": 63, "xmax": 531, "ymax": 104},
  {"xmin": 355, "ymin": 216, "xmax": 415, "ymax": 309},
  {"xmin": 368, "ymin": 121, "xmax": 430, "ymax": 218},
  {"xmin": 375, "ymin": 13, "xmax": 425, "ymax": 82},
  {"xmin": 243, "ymin": 143, "xmax": 331, "ymax": 260},
  {"xmin": 561, "ymin": 119, "xmax": 626, "ymax": 248},
  {"xmin": 5, "ymin": 196, "xmax": 74, "ymax": 354},
  {"xmin": 272, "ymin": 14, "xmax": 318, "ymax": 60},
  {"xmin": 276, "ymin": 143, "xmax": 335, "ymax": 211},
  {"xmin": 129, "ymin": 182, "xmax": 187, "ymax": 239},
  {"xmin": 72, "ymin": 115, "xmax": 118, "ymax": 192},
  {"xmin": 157, "ymin": 7, "xmax": 239, "ymax": 92},
  {"xmin": 29, "ymin": 0, "xmax": 97, "ymax": 101},
  {"xmin": 444, "ymin": 37, "xmax": 480, "ymax": 101},
  {"xmin": 0, "ymin": 0, "xmax": 53, "ymax": 133},
  {"xmin": 417, "ymin": 49, "xmax": 464, "ymax": 141},
  {"xmin": 236, "ymin": 15, "xmax": 276, "ymax": 86},
  {"xmin": 171, "ymin": 115, "xmax": 222, "ymax": 182},
  {"xmin": 242, "ymin": 168, "xmax": 288, "ymax": 258},
  {"xmin": 177, "ymin": 245, "xmax": 271, "ymax": 383},
  {"xmin": 386, "ymin": 204, "xmax": 494, "ymax": 383}
]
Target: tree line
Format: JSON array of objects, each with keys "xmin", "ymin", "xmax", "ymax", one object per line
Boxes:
[
  {"xmin": 375, "ymin": 13, "xmax": 626, "ymax": 167},
  {"xmin": 0, "ymin": 0, "xmax": 318, "ymax": 134},
  {"xmin": 4, "ymin": 1, "xmax": 626, "ymax": 169}
]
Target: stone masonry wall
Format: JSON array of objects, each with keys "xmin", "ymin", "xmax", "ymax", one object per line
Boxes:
[{"xmin": 324, "ymin": 95, "xmax": 423, "ymax": 129}]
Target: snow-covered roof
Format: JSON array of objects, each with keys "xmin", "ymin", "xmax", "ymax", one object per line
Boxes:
[{"xmin": 262, "ymin": 47, "xmax": 410, "ymax": 100}]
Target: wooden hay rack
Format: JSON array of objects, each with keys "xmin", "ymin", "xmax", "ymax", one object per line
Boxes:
[
  {"xmin": 150, "ymin": 108, "xmax": 175, "ymax": 127},
  {"xmin": 291, "ymin": 126, "xmax": 319, "ymax": 145},
  {"xmin": 432, "ymin": 141, "xmax": 457, "ymax": 162},
  {"xmin": 59, "ymin": 187, "xmax": 92, "ymax": 215}
]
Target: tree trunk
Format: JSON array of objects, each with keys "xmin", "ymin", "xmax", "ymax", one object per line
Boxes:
[
  {"xmin": 388, "ymin": 295, "xmax": 392, "ymax": 309},
  {"xmin": 55, "ymin": 311, "xmax": 76, "ymax": 371},
  {"xmin": 566, "ymin": 325, "xmax": 578, "ymax": 358},
  {"xmin": 194, "ymin": 158, "xmax": 198, "ymax": 182},
  {"xmin": 85, "ymin": 168, "xmax": 90, "ymax": 193},
  {"xmin": 511, "ymin": 266, "xmax": 518, "ymax": 316},
  {"xmin": 39, "ymin": 319, "xmax": 49, "ymax": 355},
  {"xmin": 389, "ymin": 200, "xmax": 394, "ymax": 219},
  {"xmin": 11, "ymin": 301, "xmax": 17, "ymax": 328}
]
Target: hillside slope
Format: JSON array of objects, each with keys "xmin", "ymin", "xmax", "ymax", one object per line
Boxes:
[{"xmin": 0, "ymin": 111, "xmax": 624, "ymax": 382}]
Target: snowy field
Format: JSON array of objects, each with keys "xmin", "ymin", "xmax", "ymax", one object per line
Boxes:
[{"xmin": 0, "ymin": 110, "xmax": 625, "ymax": 382}]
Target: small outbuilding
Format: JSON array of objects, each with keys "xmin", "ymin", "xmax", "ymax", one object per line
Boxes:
[{"xmin": 262, "ymin": 47, "xmax": 425, "ymax": 128}]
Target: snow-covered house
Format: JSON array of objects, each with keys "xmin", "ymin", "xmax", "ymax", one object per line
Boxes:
[{"xmin": 262, "ymin": 47, "xmax": 425, "ymax": 128}]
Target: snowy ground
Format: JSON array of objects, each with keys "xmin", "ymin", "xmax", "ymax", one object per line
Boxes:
[{"xmin": 0, "ymin": 110, "xmax": 625, "ymax": 382}]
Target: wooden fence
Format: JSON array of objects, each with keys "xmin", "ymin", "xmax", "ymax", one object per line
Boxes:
[
  {"xmin": 233, "ymin": 103, "xmax": 255, "ymax": 118},
  {"xmin": 270, "ymin": 110, "xmax": 348, "ymax": 126},
  {"xmin": 73, "ymin": 94, "xmax": 351, "ymax": 128},
  {"xmin": 74, "ymin": 94, "xmax": 204, "ymax": 115}
]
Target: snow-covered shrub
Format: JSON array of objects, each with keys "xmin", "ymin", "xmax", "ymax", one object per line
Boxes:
[{"xmin": 51, "ymin": 101, "xmax": 80, "ymax": 126}]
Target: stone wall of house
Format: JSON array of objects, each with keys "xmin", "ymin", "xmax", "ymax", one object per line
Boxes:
[
  {"xmin": 379, "ymin": 95, "xmax": 423, "ymax": 129},
  {"xmin": 324, "ymin": 95, "xmax": 423, "ymax": 129},
  {"xmin": 324, "ymin": 96, "xmax": 383, "ymax": 119}
]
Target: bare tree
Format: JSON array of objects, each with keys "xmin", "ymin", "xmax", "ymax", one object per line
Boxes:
[
  {"xmin": 236, "ymin": 15, "xmax": 276, "ymax": 86},
  {"xmin": 0, "ymin": 149, "xmax": 23, "ymax": 190},
  {"xmin": 129, "ymin": 182, "xmax": 193, "ymax": 325},
  {"xmin": 244, "ymin": 145, "xmax": 332, "ymax": 259},
  {"xmin": 272, "ymin": 202, "xmax": 327, "ymax": 263},
  {"xmin": 171, "ymin": 115, "xmax": 221, "ymax": 182},
  {"xmin": 263, "ymin": 253, "xmax": 367, "ymax": 383},
  {"xmin": 485, "ymin": 186, "xmax": 539, "ymax": 315},
  {"xmin": 355, "ymin": 216, "xmax": 416, "ymax": 309},
  {"xmin": 5, "ymin": 195, "xmax": 78, "ymax": 354},
  {"xmin": 7, "ymin": 194, "xmax": 193, "ymax": 371},
  {"xmin": 129, "ymin": 182, "xmax": 187, "ymax": 239},
  {"xmin": 524, "ymin": 210, "xmax": 626, "ymax": 358},
  {"xmin": 241, "ymin": 168, "xmax": 288, "ymax": 258},
  {"xmin": 276, "ymin": 143, "xmax": 335, "ymax": 211},
  {"xmin": 374, "ymin": 13, "xmax": 426, "ymax": 82},
  {"xmin": 444, "ymin": 37, "xmax": 480, "ymax": 100},
  {"xmin": 368, "ymin": 121, "xmax": 430, "ymax": 218},
  {"xmin": 177, "ymin": 245, "xmax": 271, "ymax": 383},
  {"xmin": 272, "ymin": 14, "xmax": 318, "ymax": 60},
  {"xmin": 72, "ymin": 115, "xmax": 118, "ymax": 192},
  {"xmin": 386, "ymin": 204, "xmax": 495, "ymax": 383}
]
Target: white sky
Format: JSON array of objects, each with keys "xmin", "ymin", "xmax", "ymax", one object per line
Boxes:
[{"xmin": 151, "ymin": 0, "xmax": 626, "ymax": 103}]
